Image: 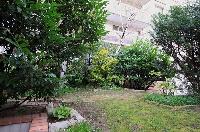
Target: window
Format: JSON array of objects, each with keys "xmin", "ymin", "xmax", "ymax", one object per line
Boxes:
[
  {"xmin": 137, "ymin": 31, "xmax": 141, "ymax": 36},
  {"xmin": 113, "ymin": 25, "xmax": 119, "ymax": 31},
  {"xmin": 113, "ymin": 25, "xmax": 124, "ymax": 32},
  {"xmin": 119, "ymin": 27, "xmax": 123, "ymax": 32}
]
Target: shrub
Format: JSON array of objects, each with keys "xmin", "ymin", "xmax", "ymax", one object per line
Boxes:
[
  {"xmin": 116, "ymin": 40, "xmax": 175, "ymax": 90},
  {"xmin": 64, "ymin": 58, "xmax": 88, "ymax": 87},
  {"xmin": 53, "ymin": 105, "xmax": 71, "ymax": 120},
  {"xmin": 55, "ymin": 86, "xmax": 78, "ymax": 97},
  {"xmin": 90, "ymin": 48, "xmax": 122, "ymax": 86},
  {"xmin": 144, "ymin": 93, "xmax": 200, "ymax": 106},
  {"xmin": 152, "ymin": 1, "xmax": 200, "ymax": 94}
]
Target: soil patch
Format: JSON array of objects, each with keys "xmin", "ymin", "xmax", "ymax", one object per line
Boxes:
[{"xmin": 67, "ymin": 101, "xmax": 109, "ymax": 132}]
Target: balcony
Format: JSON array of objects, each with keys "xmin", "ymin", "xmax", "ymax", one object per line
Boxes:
[
  {"xmin": 107, "ymin": 13, "xmax": 150, "ymax": 30},
  {"xmin": 107, "ymin": 0, "xmax": 140, "ymax": 17},
  {"xmin": 103, "ymin": 29, "xmax": 142, "ymax": 45},
  {"xmin": 120, "ymin": 0, "xmax": 151, "ymax": 9},
  {"xmin": 106, "ymin": 0, "xmax": 150, "ymax": 29}
]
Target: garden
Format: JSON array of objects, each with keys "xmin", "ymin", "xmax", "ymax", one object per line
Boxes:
[{"xmin": 0, "ymin": 0, "xmax": 200, "ymax": 132}]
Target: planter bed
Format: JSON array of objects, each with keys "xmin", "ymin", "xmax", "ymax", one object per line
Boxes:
[{"xmin": 47, "ymin": 105, "xmax": 85, "ymax": 132}]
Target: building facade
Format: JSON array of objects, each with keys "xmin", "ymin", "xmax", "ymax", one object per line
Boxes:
[{"xmin": 103, "ymin": 0, "xmax": 187, "ymax": 45}]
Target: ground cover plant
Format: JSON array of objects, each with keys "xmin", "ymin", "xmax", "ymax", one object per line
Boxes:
[
  {"xmin": 52, "ymin": 105, "xmax": 71, "ymax": 120},
  {"xmin": 61, "ymin": 122, "xmax": 99, "ymax": 132},
  {"xmin": 62, "ymin": 89, "xmax": 200, "ymax": 132},
  {"xmin": 144, "ymin": 93, "xmax": 200, "ymax": 106}
]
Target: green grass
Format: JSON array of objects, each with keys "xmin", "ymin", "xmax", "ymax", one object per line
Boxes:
[
  {"xmin": 67, "ymin": 122, "xmax": 92, "ymax": 132},
  {"xmin": 97, "ymin": 94, "xmax": 200, "ymax": 132},
  {"xmin": 144, "ymin": 93, "xmax": 200, "ymax": 106},
  {"xmin": 63, "ymin": 89, "xmax": 200, "ymax": 132},
  {"xmin": 60, "ymin": 122, "xmax": 101, "ymax": 132}
]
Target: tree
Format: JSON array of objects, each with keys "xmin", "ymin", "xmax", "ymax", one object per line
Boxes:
[
  {"xmin": 116, "ymin": 40, "xmax": 174, "ymax": 90},
  {"xmin": 0, "ymin": 0, "xmax": 107, "ymax": 107},
  {"xmin": 152, "ymin": 1, "xmax": 200, "ymax": 94}
]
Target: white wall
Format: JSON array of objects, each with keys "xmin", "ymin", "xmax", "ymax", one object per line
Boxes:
[
  {"xmin": 105, "ymin": 0, "xmax": 187, "ymax": 45},
  {"xmin": 0, "ymin": 46, "xmax": 5, "ymax": 54}
]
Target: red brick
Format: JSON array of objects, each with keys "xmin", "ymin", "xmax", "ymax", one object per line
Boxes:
[
  {"xmin": 29, "ymin": 113, "xmax": 48, "ymax": 132},
  {"xmin": 31, "ymin": 116, "xmax": 47, "ymax": 121},
  {"xmin": 40, "ymin": 113, "xmax": 47, "ymax": 117},
  {"xmin": 0, "ymin": 116, "xmax": 28, "ymax": 125},
  {"xmin": 29, "ymin": 130, "xmax": 48, "ymax": 132},
  {"xmin": 20, "ymin": 115, "xmax": 32, "ymax": 122},
  {"xmin": 32, "ymin": 117, "xmax": 47, "ymax": 122},
  {"xmin": 0, "ymin": 112, "xmax": 48, "ymax": 131},
  {"xmin": 32, "ymin": 113, "xmax": 47, "ymax": 118},
  {"xmin": 30, "ymin": 123, "xmax": 48, "ymax": 128},
  {"xmin": 32, "ymin": 114, "xmax": 40, "ymax": 118},
  {"xmin": 30, "ymin": 126, "xmax": 48, "ymax": 130},
  {"xmin": 0, "ymin": 119, "xmax": 11, "ymax": 126},
  {"xmin": 31, "ymin": 120, "xmax": 47, "ymax": 125}
]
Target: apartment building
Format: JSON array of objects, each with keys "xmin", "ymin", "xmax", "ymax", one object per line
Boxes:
[{"xmin": 103, "ymin": 0, "xmax": 187, "ymax": 45}]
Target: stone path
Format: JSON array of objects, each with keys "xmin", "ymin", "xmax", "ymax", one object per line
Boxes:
[{"xmin": 0, "ymin": 113, "xmax": 48, "ymax": 132}]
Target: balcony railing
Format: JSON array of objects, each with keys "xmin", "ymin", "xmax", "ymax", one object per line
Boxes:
[
  {"xmin": 107, "ymin": 0, "xmax": 139, "ymax": 18},
  {"xmin": 106, "ymin": 0, "xmax": 151, "ymax": 25}
]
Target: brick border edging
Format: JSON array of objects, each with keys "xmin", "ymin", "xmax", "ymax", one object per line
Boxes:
[
  {"xmin": 0, "ymin": 113, "xmax": 49, "ymax": 132},
  {"xmin": 0, "ymin": 115, "xmax": 32, "ymax": 126},
  {"xmin": 29, "ymin": 113, "xmax": 48, "ymax": 132}
]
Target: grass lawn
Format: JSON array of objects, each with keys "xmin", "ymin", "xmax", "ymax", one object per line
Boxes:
[{"xmin": 62, "ymin": 89, "xmax": 200, "ymax": 132}]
